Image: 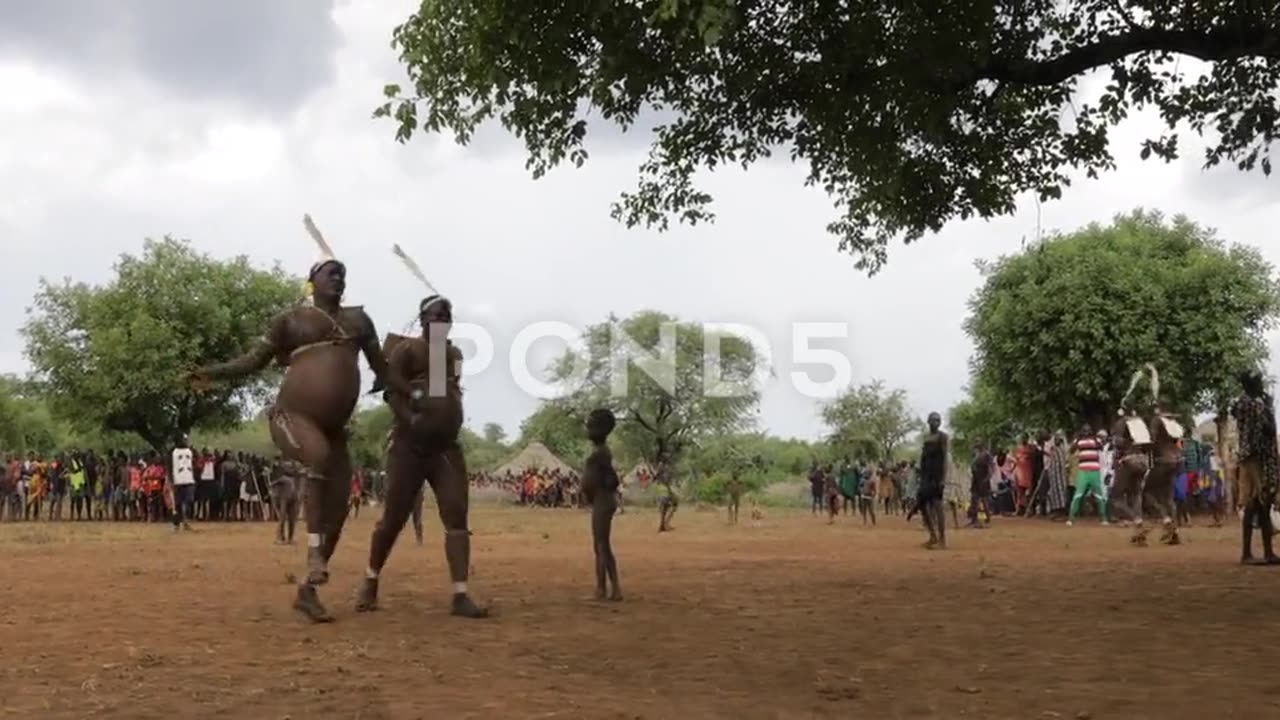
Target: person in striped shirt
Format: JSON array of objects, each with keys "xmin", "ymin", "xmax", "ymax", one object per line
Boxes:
[{"xmin": 1067, "ymin": 425, "xmax": 1109, "ymax": 526}]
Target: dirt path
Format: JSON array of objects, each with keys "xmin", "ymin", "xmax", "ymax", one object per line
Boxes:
[{"xmin": 1, "ymin": 507, "xmax": 1276, "ymax": 719}]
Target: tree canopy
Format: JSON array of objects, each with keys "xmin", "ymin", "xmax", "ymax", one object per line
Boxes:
[
  {"xmin": 965, "ymin": 210, "xmax": 1280, "ymax": 431},
  {"xmin": 379, "ymin": 1, "xmax": 1280, "ymax": 271},
  {"xmin": 0, "ymin": 375, "xmax": 66, "ymax": 454},
  {"xmin": 546, "ymin": 310, "xmax": 761, "ymax": 475},
  {"xmin": 23, "ymin": 238, "xmax": 302, "ymax": 452},
  {"xmin": 820, "ymin": 379, "xmax": 918, "ymax": 462},
  {"xmin": 517, "ymin": 400, "xmax": 592, "ymax": 468},
  {"xmin": 482, "ymin": 422, "xmax": 507, "ymax": 444},
  {"xmin": 946, "ymin": 377, "xmax": 1021, "ymax": 461}
]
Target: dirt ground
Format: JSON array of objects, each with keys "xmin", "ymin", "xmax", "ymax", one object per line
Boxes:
[{"xmin": 1, "ymin": 505, "xmax": 1278, "ymax": 720}]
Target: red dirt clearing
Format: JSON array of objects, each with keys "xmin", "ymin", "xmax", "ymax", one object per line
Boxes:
[{"xmin": 2, "ymin": 507, "xmax": 1277, "ymax": 719}]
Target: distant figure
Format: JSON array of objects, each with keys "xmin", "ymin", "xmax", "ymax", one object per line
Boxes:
[
  {"xmin": 725, "ymin": 471, "xmax": 744, "ymax": 525},
  {"xmin": 967, "ymin": 441, "xmax": 993, "ymax": 529},
  {"xmin": 170, "ymin": 438, "xmax": 196, "ymax": 533},
  {"xmin": 272, "ymin": 459, "xmax": 303, "ymax": 545},
  {"xmin": 917, "ymin": 412, "xmax": 949, "ymax": 550},
  {"xmin": 858, "ymin": 469, "xmax": 877, "ymax": 526}
]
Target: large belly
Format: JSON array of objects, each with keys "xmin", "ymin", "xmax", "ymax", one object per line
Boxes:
[
  {"xmin": 276, "ymin": 345, "xmax": 361, "ymax": 430},
  {"xmin": 411, "ymin": 383, "xmax": 463, "ymax": 443}
]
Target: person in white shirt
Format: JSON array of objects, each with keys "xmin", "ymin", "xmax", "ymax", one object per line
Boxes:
[
  {"xmin": 1098, "ymin": 431, "xmax": 1115, "ymax": 492},
  {"xmin": 171, "ymin": 439, "xmax": 196, "ymax": 532},
  {"xmin": 198, "ymin": 450, "xmax": 218, "ymax": 519}
]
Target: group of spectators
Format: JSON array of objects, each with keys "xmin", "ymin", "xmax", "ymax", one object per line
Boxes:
[
  {"xmin": 471, "ymin": 468, "xmax": 584, "ymax": 507},
  {"xmin": 1, "ymin": 448, "xmax": 280, "ymax": 523},
  {"xmin": 985, "ymin": 429, "xmax": 1226, "ymax": 525}
]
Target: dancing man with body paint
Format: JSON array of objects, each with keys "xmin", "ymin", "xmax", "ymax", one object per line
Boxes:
[
  {"xmin": 356, "ymin": 249, "xmax": 488, "ymax": 618},
  {"xmin": 193, "ymin": 217, "xmax": 408, "ymax": 622}
]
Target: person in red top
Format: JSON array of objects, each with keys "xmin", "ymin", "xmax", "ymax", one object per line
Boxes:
[
  {"xmin": 348, "ymin": 471, "xmax": 363, "ymax": 519},
  {"xmin": 128, "ymin": 460, "xmax": 144, "ymax": 521},
  {"xmin": 144, "ymin": 454, "xmax": 166, "ymax": 522}
]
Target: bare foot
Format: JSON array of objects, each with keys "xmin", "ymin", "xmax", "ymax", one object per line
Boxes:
[{"xmin": 608, "ymin": 589, "xmax": 624, "ymax": 602}]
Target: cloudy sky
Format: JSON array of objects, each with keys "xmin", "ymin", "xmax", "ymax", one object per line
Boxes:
[{"xmin": 2, "ymin": 1, "xmax": 1277, "ymax": 442}]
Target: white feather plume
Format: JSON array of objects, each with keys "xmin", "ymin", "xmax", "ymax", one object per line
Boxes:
[
  {"xmin": 391, "ymin": 244, "xmax": 440, "ymax": 296},
  {"xmin": 302, "ymin": 214, "xmax": 336, "ymax": 260}
]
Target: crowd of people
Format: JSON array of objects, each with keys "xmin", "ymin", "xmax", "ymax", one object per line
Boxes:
[
  {"xmin": 471, "ymin": 467, "xmax": 583, "ymax": 507},
  {"xmin": 803, "ymin": 425, "xmax": 1230, "ymax": 530},
  {"xmin": 0, "ymin": 447, "xmax": 370, "ymax": 524},
  {"xmin": 0, "ymin": 445, "xmax": 601, "ymax": 525}
]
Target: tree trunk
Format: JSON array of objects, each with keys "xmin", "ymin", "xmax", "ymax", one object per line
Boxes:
[{"xmin": 1081, "ymin": 399, "xmax": 1109, "ymax": 436}]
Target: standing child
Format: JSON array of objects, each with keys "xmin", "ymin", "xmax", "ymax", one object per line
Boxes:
[
  {"xmin": 823, "ymin": 464, "xmax": 840, "ymax": 525},
  {"xmin": 858, "ymin": 469, "xmax": 878, "ymax": 526},
  {"xmin": 582, "ymin": 408, "xmax": 623, "ymax": 601},
  {"xmin": 348, "ymin": 470, "xmax": 363, "ymax": 519},
  {"xmin": 725, "ymin": 471, "xmax": 744, "ymax": 525}
]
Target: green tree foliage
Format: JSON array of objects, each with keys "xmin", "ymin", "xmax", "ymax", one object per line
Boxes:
[
  {"xmin": 682, "ymin": 432, "xmax": 823, "ymax": 502},
  {"xmin": 460, "ymin": 426, "xmax": 512, "ymax": 471},
  {"xmin": 548, "ymin": 310, "xmax": 760, "ymax": 475},
  {"xmin": 966, "ymin": 210, "xmax": 1280, "ymax": 431},
  {"xmin": 1, "ymin": 376, "xmax": 144, "ymax": 454},
  {"xmin": 820, "ymin": 380, "xmax": 918, "ymax": 462},
  {"xmin": 348, "ymin": 405, "xmax": 395, "ymax": 469},
  {"xmin": 0, "ymin": 375, "xmax": 64, "ymax": 453},
  {"xmin": 23, "ymin": 238, "xmax": 301, "ymax": 452},
  {"xmin": 946, "ymin": 378, "xmax": 1021, "ymax": 460},
  {"xmin": 379, "ymin": 1, "xmax": 1280, "ymax": 271},
  {"xmin": 191, "ymin": 416, "xmax": 277, "ymax": 458},
  {"xmin": 482, "ymin": 421, "xmax": 507, "ymax": 445},
  {"xmin": 517, "ymin": 401, "xmax": 592, "ymax": 468}
]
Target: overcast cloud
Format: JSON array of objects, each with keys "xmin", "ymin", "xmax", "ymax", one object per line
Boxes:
[{"xmin": 2, "ymin": 0, "xmax": 1278, "ymax": 443}]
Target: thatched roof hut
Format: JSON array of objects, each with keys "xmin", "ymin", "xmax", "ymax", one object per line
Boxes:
[{"xmin": 495, "ymin": 442, "xmax": 576, "ymax": 476}]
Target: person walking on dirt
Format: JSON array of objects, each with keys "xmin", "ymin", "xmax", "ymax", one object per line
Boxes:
[
  {"xmin": 656, "ymin": 470, "xmax": 679, "ymax": 532},
  {"xmin": 193, "ymin": 252, "xmax": 409, "ymax": 623},
  {"xmin": 917, "ymin": 412, "xmax": 949, "ymax": 549},
  {"xmin": 967, "ymin": 442, "xmax": 994, "ymax": 528},
  {"xmin": 808, "ymin": 461, "xmax": 823, "ymax": 515},
  {"xmin": 355, "ymin": 293, "xmax": 488, "ymax": 619},
  {"xmin": 1232, "ymin": 370, "xmax": 1280, "ymax": 565}
]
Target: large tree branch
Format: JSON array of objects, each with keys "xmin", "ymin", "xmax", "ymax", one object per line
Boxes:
[
  {"xmin": 630, "ymin": 410, "xmax": 657, "ymax": 434},
  {"xmin": 979, "ymin": 24, "xmax": 1280, "ymax": 86}
]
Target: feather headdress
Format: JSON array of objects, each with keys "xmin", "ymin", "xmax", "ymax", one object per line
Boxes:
[{"xmin": 301, "ymin": 214, "xmax": 342, "ymax": 302}]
